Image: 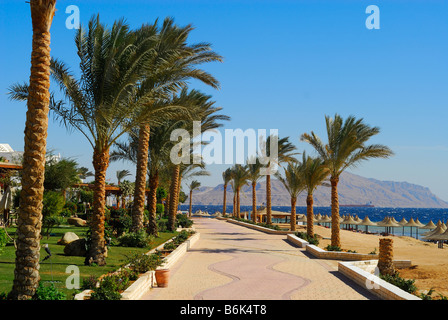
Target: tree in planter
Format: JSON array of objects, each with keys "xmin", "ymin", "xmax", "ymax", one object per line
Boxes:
[
  {"xmin": 187, "ymin": 180, "xmax": 201, "ymax": 217},
  {"xmin": 229, "ymin": 164, "xmax": 249, "ymax": 219},
  {"xmin": 246, "ymin": 156, "xmax": 263, "ymax": 223},
  {"xmin": 301, "ymin": 114, "xmax": 393, "ymax": 247},
  {"xmin": 274, "ymin": 162, "xmax": 304, "ymax": 231}
]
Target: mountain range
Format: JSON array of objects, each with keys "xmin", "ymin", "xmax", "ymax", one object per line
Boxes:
[{"xmin": 190, "ymin": 172, "xmax": 448, "ymax": 208}]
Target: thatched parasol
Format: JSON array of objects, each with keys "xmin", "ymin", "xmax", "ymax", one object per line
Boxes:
[
  {"xmin": 423, "ymin": 221, "xmax": 445, "ymax": 237},
  {"xmin": 423, "ymin": 223, "xmax": 448, "ymax": 248},
  {"xmin": 359, "ymin": 216, "xmax": 377, "ymax": 233},
  {"xmin": 377, "ymin": 217, "xmax": 400, "ymax": 235},
  {"xmin": 421, "ymin": 220, "xmax": 436, "ymax": 230},
  {"xmin": 341, "ymin": 215, "xmax": 359, "ymax": 230},
  {"xmin": 404, "ymin": 218, "xmax": 422, "ymax": 239}
]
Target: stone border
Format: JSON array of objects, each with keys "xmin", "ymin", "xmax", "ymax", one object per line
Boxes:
[
  {"xmin": 226, "ymin": 218, "xmax": 295, "ymax": 235},
  {"xmin": 74, "ymin": 231, "xmax": 200, "ymax": 300},
  {"xmin": 338, "ymin": 260, "xmax": 420, "ymax": 300}
]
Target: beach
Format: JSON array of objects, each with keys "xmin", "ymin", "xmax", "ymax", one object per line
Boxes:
[{"xmin": 294, "ymin": 224, "xmax": 448, "ymax": 298}]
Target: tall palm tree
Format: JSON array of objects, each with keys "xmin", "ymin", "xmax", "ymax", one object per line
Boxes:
[
  {"xmin": 188, "ymin": 180, "xmax": 201, "ymax": 217},
  {"xmin": 230, "ymin": 164, "xmax": 250, "ymax": 219},
  {"xmin": 299, "ymin": 152, "xmax": 330, "ymax": 237},
  {"xmin": 7, "ymin": 0, "xmax": 57, "ymax": 300},
  {"xmin": 246, "ymin": 157, "xmax": 263, "ymax": 223},
  {"xmin": 275, "ymin": 162, "xmax": 304, "ymax": 231},
  {"xmin": 221, "ymin": 167, "xmax": 232, "ymax": 216},
  {"xmin": 263, "ymin": 135, "xmax": 298, "ymax": 225},
  {"xmin": 129, "ymin": 18, "xmax": 222, "ymax": 233},
  {"xmin": 301, "ymin": 114, "xmax": 393, "ymax": 247},
  {"xmin": 45, "ymin": 16, "xmax": 162, "ymax": 266}
]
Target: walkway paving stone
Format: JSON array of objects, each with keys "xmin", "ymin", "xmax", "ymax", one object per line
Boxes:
[{"xmin": 140, "ymin": 217, "xmax": 378, "ymax": 300}]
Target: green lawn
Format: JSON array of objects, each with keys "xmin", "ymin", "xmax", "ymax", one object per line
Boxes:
[{"xmin": 0, "ymin": 224, "xmax": 177, "ymax": 299}]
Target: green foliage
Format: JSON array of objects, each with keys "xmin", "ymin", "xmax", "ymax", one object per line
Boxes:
[
  {"xmin": 325, "ymin": 245, "xmax": 342, "ymax": 252},
  {"xmin": 118, "ymin": 230, "xmax": 154, "ymax": 248},
  {"xmin": 156, "ymin": 187, "xmax": 167, "ymax": 202},
  {"xmin": 90, "ymin": 272, "xmax": 130, "ymax": 300},
  {"xmin": 108, "ymin": 208, "xmax": 132, "ymax": 236},
  {"xmin": 380, "ymin": 272, "xmax": 417, "ymax": 294},
  {"xmin": 33, "ymin": 282, "xmax": 66, "ymax": 300},
  {"xmin": 64, "ymin": 201, "xmax": 77, "ymax": 214},
  {"xmin": 178, "ymin": 190, "xmax": 187, "ymax": 204},
  {"xmin": 296, "ymin": 232, "xmax": 320, "ymax": 246},
  {"xmin": 42, "ymin": 216, "xmax": 64, "ymax": 238},
  {"xmin": 81, "ymin": 275, "xmax": 98, "ymax": 290},
  {"xmin": 79, "ymin": 189, "xmax": 94, "ymax": 204},
  {"xmin": 163, "ymin": 241, "xmax": 176, "ymax": 251},
  {"xmin": 44, "ymin": 158, "xmax": 81, "ymax": 192},
  {"xmin": 42, "ymin": 191, "xmax": 65, "ymax": 218},
  {"xmin": 176, "ymin": 214, "xmax": 193, "ymax": 228},
  {"xmin": 124, "ymin": 251, "xmax": 164, "ymax": 273},
  {"xmin": 0, "ymin": 228, "xmax": 8, "ymax": 254},
  {"xmin": 156, "ymin": 203, "xmax": 164, "ymax": 214},
  {"xmin": 156, "ymin": 220, "xmax": 168, "ymax": 232}
]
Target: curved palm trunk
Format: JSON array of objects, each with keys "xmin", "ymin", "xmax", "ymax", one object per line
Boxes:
[
  {"xmin": 306, "ymin": 194, "xmax": 314, "ymax": 237},
  {"xmin": 146, "ymin": 170, "xmax": 159, "ymax": 236},
  {"xmin": 85, "ymin": 147, "xmax": 110, "ymax": 266},
  {"xmin": 266, "ymin": 174, "xmax": 272, "ymax": 225},
  {"xmin": 168, "ymin": 165, "xmax": 180, "ymax": 231},
  {"xmin": 188, "ymin": 189, "xmax": 193, "ymax": 217},
  {"xmin": 290, "ymin": 197, "xmax": 297, "ymax": 231},
  {"xmin": 131, "ymin": 124, "xmax": 150, "ymax": 232},
  {"xmin": 10, "ymin": 0, "xmax": 56, "ymax": 300},
  {"xmin": 222, "ymin": 183, "xmax": 227, "ymax": 216},
  {"xmin": 252, "ymin": 182, "xmax": 257, "ymax": 223},
  {"xmin": 330, "ymin": 176, "xmax": 341, "ymax": 247}
]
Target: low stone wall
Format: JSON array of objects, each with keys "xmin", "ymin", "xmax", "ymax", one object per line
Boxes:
[
  {"xmin": 338, "ymin": 260, "xmax": 420, "ymax": 300},
  {"xmin": 226, "ymin": 219, "xmax": 295, "ymax": 235}
]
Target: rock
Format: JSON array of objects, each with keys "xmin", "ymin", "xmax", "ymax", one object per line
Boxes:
[
  {"xmin": 67, "ymin": 217, "xmax": 87, "ymax": 227},
  {"xmin": 64, "ymin": 238, "xmax": 87, "ymax": 257},
  {"xmin": 58, "ymin": 232, "xmax": 79, "ymax": 245}
]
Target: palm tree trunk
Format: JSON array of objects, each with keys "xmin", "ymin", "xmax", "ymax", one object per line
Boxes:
[
  {"xmin": 222, "ymin": 183, "xmax": 227, "ymax": 216},
  {"xmin": 232, "ymin": 192, "xmax": 236, "ymax": 217},
  {"xmin": 290, "ymin": 197, "xmax": 297, "ymax": 231},
  {"xmin": 10, "ymin": 0, "xmax": 56, "ymax": 300},
  {"xmin": 330, "ymin": 176, "xmax": 341, "ymax": 248},
  {"xmin": 306, "ymin": 194, "xmax": 314, "ymax": 237},
  {"xmin": 168, "ymin": 165, "xmax": 180, "ymax": 231},
  {"xmin": 147, "ymin": 170, "xmax": 158, "ymax": 237},
  {"xmin": 252, "ymin": 182, "xmax": 257, "ymax": 223},
  {"xmin": 236, "ymin": 187, "xmax": 241, "ymax": 219},
  {"xmin": 131, "ymin": 124, "xmax": 150, "ymax": 232},
  {"xmin": 85, "ymin": 147, "xmax": 109, "ymax": 266},
  {"xmin": 189, "ymin": 190, "xmax": 193, "ymax": 217},
  {"xmin": 266, "ymin": 174, "xmax": 272, "ymax": 225}
]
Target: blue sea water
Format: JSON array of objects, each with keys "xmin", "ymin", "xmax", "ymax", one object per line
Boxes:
[{"xmin": 180, "ymin": 204, "xmax": 448, "ymax": 238}]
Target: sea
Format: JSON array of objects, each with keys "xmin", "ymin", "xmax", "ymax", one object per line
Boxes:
[{"xmin": 179, "ymin": 204, "xmax": 448, "ymax": 239}]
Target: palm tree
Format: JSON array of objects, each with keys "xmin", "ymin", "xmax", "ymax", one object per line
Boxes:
[
  {"xmin": 221, "ymin": 167, "xmax": 232, "ymax": 217},
  {"xmin": 246, "ymin": 157, "xmax": 263, "ymax": 222},
  {"xmin": 230, "ymin": 164, "xmax": 250, "ymax": 219},
  {"xmin": 129, "ymin": 18, "xmax": 222, "ymax": 234},
  {"xmin": 275, "ymin": 163, "xmax": 304, "ymax": 231},
  {"xmin": 262, "ymin": 135, "xmax": 298, "ymax": 225},
  {"xmin": 45, "ymin": 16, "xmax": 162, "ymax": 266},
  {"xmin": 116, "ymin": 169, "xmax": 131, "ymax": 185},
  {"xmin": 299, "ymin": 152, "xmax": 330, "ymax": 237},
  {"xmin": 188, "ymin": 180, "xmax": 201, "ymax": 217},
  {"xmin": 8, "ymin": 0, "xmax": 57, "ymax": 300},
  {"xmin": 301, "ymin": 114, "xmax": 393, "ymax": 247}
]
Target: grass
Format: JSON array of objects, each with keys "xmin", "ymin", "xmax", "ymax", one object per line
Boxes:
[{"xmin": 0, "ymin": 224, "xmax": 177, "ymax": 299}]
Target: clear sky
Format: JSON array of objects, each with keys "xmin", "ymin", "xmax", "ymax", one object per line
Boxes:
[{"xmin": 1, "ymin": 0, "xmax": 448, "ymax": 201}]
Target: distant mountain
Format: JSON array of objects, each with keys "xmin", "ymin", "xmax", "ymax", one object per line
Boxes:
[{"xmin": 190, "ymin": 172, "xmax": 448, "ymax": 208}]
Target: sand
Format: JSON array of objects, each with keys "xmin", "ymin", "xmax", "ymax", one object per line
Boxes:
[{"xmin": 293, "ymin": 224, "xmax": 448, "ymax": 298}]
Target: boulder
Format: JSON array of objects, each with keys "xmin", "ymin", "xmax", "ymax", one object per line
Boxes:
[
  {"xmin": 64, "ymin": 238, "xmax": 87, "ymax": 257},
  {"xmin": 58, "ymin": 232, "xmax": 79, "ymax": 245},
  {"xmin": 67, "ymin": 217, "xmax": 87, "ymax": 227}
]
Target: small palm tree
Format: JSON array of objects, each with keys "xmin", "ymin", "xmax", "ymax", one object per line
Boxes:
[
  {"xmin": 262, "ymin": 135, "xmax": 298, "ymax": 225},
  {"xmin": 275, "ymin": 162, "xmax": 304, "ymax": 231},
  {"xmin": 301, "ymin": 114, "xmax": 393, "ymax": 247},
  {"xmin": 188, "ymin": 180, "xmax": 201, "ymax": 217},
  {"xmin": 221, "ymin": 167, "xmax": 233, "ymax": 216},
  {"xmin": 116, "ymin": 169, "xmax": 131, "ymax": 185},
  {"xmin": 230, "ymin": 164, "xmax": 250, "ymax": 219},
  {"xmin": 246, "ymin": 157, "xmax": 263, "ymax": 222},
  {"xmin": 299, "ymin": 152, "xmax": 330, "ymax": 237}
]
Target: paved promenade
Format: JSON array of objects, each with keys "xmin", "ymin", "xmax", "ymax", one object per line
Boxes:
[{"xmin": 141, "ymin": 217, "xmax": 378, "ymax": 300}]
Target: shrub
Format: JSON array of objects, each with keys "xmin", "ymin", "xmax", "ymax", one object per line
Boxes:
[
  {"xmin": 118, "ymin": 230, "xmax": 154, "ymax": 248},
  {"xmin": 42, "ymin": 191, "xmax": 65, "ymax": 218},
  {"xmin": 296, "ymin": 232, "xmax": 320, "ymax": 246},
  {"xmin": 90, "ymin": 273, "xmax": 129, "ymax": 300},
  {"xmin": 380, "ymin": 273, "xmax": 417, "ymax": 294},
  {"xmin": 0, "ymin": 228, "xmax": 8, "ymax": 254},
  {"xmin": 156, "ymin": 203, "xmax": 164, "ymax": 214},
  {"xmin": 64, "ymin": 201, "xmax": 77, "ymax": 214},
  {"xmin": 163, "ymin": 241, "xmax": 176, "ymax": 251},
  {"xmin": 33, "ymin": 282, "xmax": 66, "ymax": 300},
  {"xmin": 156, "ymin": 220, "xmax": 168, "ymax": 232},
  {"xmin": 176, "ymin": 214, "xmax": 193, "ymax": 228},
  {"xmin": 108, "ymin": 209, "xmax": 132, "ymax": 236},
  {"xmin": 81, "ymin": 275, "xmax": 98, "ymax": 290},
  {"xmin": 42, "ymin": 216, "xmax": 64, "ymax": 239},
  {"xmin": 325, "ymin": 245, "xmax": 342, "ymax": 252},
  {"xmin": 124, "ymin": 252, "xmax": 164, "ymax": 273},
  {"xmin": 77, "ymin": 202, "xmax": 86, "ymax": 214}
]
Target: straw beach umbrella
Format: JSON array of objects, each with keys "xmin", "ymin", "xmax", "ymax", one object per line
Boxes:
[
  {"xmin": 423, "ymin": 221, "xmax": 445, "ymax": 237},
  {"xmin": 341, "ymin": 215, "xmax": 359, "ymax": 230},
  {"xmin": 320, "ymin": 215, "xmax": 331, "ymax": 227},
  {"xmin": 421, "ymin": 220, "xmax": 436, "ymax": 231},
  {"xmin": 404, "ymin": 218, "xmax": 422, "ymax": 239},
  {"xmin": 377, "ymin": 217, "xmax": 400, "ymax": 235},
  {"xmin": 423, "ymin": 224, "xmax": 448, "ymax": 248},
  {"xmin": 359, "ymin": 216, "xmax": 377, "ymax": 233},
  {"xmin": 398, "ymin": 218, "xmax": 408, "ymax": 236}
]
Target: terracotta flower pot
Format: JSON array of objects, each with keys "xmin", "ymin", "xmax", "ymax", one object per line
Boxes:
[{"xmin": 155, "ymin": 269, "xmax": 170, "ymax": 287}]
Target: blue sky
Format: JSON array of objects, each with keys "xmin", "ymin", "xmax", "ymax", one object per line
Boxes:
[{"xmin": 1, "ymin": 0, "xmax": 448, "ymax": 201}]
